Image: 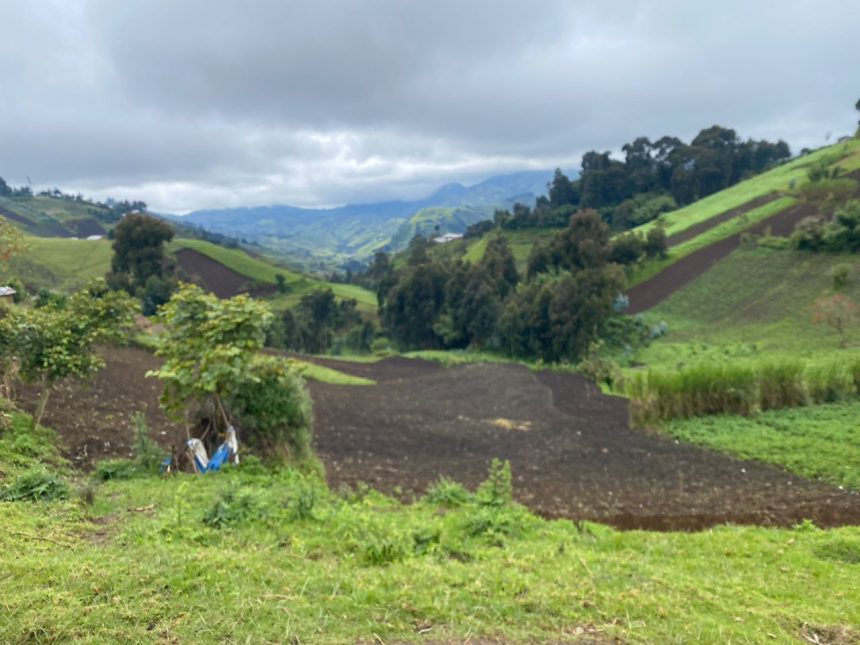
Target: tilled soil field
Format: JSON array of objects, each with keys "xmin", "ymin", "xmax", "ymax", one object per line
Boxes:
[
  {"xmin": 174, "ymin": 248, "xmax": 276, "ymax": 298},
  {"xmin": 17, "ymin": 347, "xmax": 860, "ymax": 530},
  {"xmin": 16, "ymin": 346, "xmax": 187, "ymax": 468},
  {"xmin": 309, "ymin": 356, "xmax": 860, "ymax": 530},
  {"xmin": 627, "ymin": 169, "xmax": 860, "ymax": 314}
]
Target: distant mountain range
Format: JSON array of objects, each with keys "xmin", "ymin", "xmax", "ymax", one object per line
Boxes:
[{"xmin": 174, "ymin": 169, "xmax": 574, "ymax": 270}]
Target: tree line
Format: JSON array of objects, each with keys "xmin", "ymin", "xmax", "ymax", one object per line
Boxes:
[
  {"xmin": 468, "ymin": 125, "xmax": 791, "ymax": 238},
  {"xmin": 348, "ymin": 209, "xmax": 667, "ymax": 362}
]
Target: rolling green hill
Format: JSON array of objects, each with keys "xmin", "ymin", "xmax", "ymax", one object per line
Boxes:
[
  {"xmin": 0, "ymin": 193, "xmax": 115, "ymax": 238},
  {"xmin": 5, "ymin": 236, "xmax": 113, "ymax": 292},
  {"xmin": 167, "ymin": 239, "xmax": 377, "ymax": 311},
  {"xmin": 0, "ymin": 232, "xmax": 375, "ymax": 313},
  {"xmin": 636, "ymin": 246, "xmax": 860, "ymax": 369},
  {"xmin": 462, "ymin": 139, "xmax": 860, "ymax": 273}
]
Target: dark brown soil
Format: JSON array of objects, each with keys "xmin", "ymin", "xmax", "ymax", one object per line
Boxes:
[
  {"xmin": 626, "ymin": 170, "xmax": 860, "ymax": 314},
  {"xmin": 174, "ymin": 248, "xmax": 276, "ymax": 298},
  {"xmin": 308, "ymin": 356, "xmax": 860, "ymax": 530},
  {"xmin": 14, "ymin": 349, "xmax": 860, "ymax": 532},
  {"xmin": 16, "ymin": 345, "xmax": 186, "ymax": 468},
  {"xmin": 0, "ymin": 206, "xmax": 73, "ymax": 238},
  {"xmin": 67, "ymin": 218, "xmax": 107, "ymax": 237}
]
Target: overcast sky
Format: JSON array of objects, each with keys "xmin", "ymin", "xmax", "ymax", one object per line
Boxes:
[{"xmin": 1, "ymin": 1, "xmax": 858, "ymax": 213}]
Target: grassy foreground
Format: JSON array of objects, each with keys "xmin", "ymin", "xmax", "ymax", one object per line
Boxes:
[{"xmin": 1, "ymin": 413, "xmax": 859, "ymax": 643}]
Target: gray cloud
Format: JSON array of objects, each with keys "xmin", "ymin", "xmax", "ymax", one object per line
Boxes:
[{"xmin": 0, "ymin": 0, "xmax": 857, "ymax": 212}]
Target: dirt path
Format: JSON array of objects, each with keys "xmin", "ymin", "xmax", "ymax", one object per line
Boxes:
[{"xmin": 626, "ymin": 170, "xmax": 860, "ymax": 314}]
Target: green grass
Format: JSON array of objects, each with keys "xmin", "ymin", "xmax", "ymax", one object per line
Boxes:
[
  {"xmin": 3, "ymin": 387, "xmax": 860, "ymax": 642},
  {"xmin": 632, "ymin": 247, "xmax": 860, "ymax": 371},
  {"xmin": 461, "ymin": 140, "xmax": 860, "ymax": 278},
  {"xmin": 169, "ymin": 238, "xmax": 377, "ymax": 311},
  {"xmin": 464, "ymin": 229, "xmax": 548, "ymax": 272},
  {"xmin": 629, "ymin": 196, "xmax": 796, "ymax": 286},
  {"xmin": 0, "ymin": 413, "xmax": 66, "ymax": 479},
  {"xmin": 6, "ymin": 236, "xmax": 113, "ymax": 291},
  {"xmin": 27, "ymin": 196, "xmax": 112, "ymax": 223},
  {"xmin": 665, "ymin": 400, "xmax": 860, "ymax": 491},
  {"xmin": 288, "ymin": 359, "xmax": 375, "ymax": 385},
  {"xmin": 635, "ymin": 139, "xmax": 860, "ymax": 239},
  {"xmin": 1, "ymin": 459, "xmax": 859, "ymax": 642}
]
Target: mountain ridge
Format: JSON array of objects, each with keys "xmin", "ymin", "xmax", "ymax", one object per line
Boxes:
[{"xmin": 175, "ymin": 169, "xmax": 575, "ymax": 269}]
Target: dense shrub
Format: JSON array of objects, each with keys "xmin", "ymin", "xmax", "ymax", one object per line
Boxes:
[
  {"xmin": 831, "ymin": 263, "xmax": 852, "ymax": 289},
  {"xmin": 628, "ymin": 364, "xmax": 758, "ymax": 424},
  {"xmin": 227, "ymin": 356, "xmax": 313, "ymax": 458}
]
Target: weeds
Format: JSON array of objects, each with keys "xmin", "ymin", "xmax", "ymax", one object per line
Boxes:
[
  {"xmin": 92, "ymin": 459, "xmax": 137, "ymax": 481},
  {"xmin": 476, "ymin": 458, "xmax": 513, "ymax": 507},
  {"xmin": 131, "ymin": 411, "xmax": 162, "ymax": 473},
  {"xmin": 286, "ymin": 483, "xmax": 317, "ymax": 521},
  {"xmin": 202, "ymin": 487, "xmax": 264, "ymax": 529},
  {"xmin": 0, "ymin": 468, "xmax": 69, "ymax": 501},
  {"xmin": 423, "ymin": 476, "xmax": 472, "ymax": 507}
]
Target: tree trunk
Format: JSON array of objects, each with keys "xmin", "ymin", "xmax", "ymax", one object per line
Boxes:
[{"xmin": 32, "ymin": 384, "xmax": 52, "ymax": 430}]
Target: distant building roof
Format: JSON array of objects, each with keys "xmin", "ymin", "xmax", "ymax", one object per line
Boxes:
[
  {"xmin": 86, "ymin": 234, "xmax": 104, "ymax": 241},
  {"xmin": 0, "ymin": 286, "xmax": 17, "ymax": 297},
  {"xmin": 433, "ymin": 232, "xmax": 464, "ymax": 244}
]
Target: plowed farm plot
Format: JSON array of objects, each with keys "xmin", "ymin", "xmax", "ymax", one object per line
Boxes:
[
  {"xmin": 309, "ymin": 357, "xmax": 860, "ymax": 530},
  {"xmin": 627, "ymin": 169, "xmax": 860, "ymax": 314},
  {"xmin": 174, "ymin": 248, "xmax": 276, "ymax": 298},
  {"xmin": 17, "ymin": 347, "xmax": 860, "ymax": 530}
]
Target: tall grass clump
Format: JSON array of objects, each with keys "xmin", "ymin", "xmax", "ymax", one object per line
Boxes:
[
  {"xmin": 757, "ymin": 361, "xmax": 806, "ymax": 411},
  {"xmin": 630, "ymin": 359, "xmax": 860, "ymax": 425},
  {"xmin": 628, "ymin": 364, "xmax": 757, "ymax": 425},
  {"xmin": 806, "ymin": 364, "xmax": 855, "ymax": 404}
]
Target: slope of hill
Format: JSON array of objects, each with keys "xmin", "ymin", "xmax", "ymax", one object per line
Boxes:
[
  {"xmin": 636, "ymin": 246, "xmax": 860, "ymax": 368},
  {"xmin": 6, "ymin": 236, "xmax": 113, "ymax": 292},
  {"xmin": 178, "ymin": 169, "xmax": 568, "ymax": 269},
  {"xmin": 1, "ymin": 231, "xmax": 374, "ymax": 312},
  {"xmin": 0, "ymin": 193, "xmax": 115, "ymax": 238},
  {"xmin": 461, "ymin": 139, "xmax": 860, "ymax": 276},
  {"xmin": 168, "ymin": 239, "xmax": 376, "ymax": 311}
]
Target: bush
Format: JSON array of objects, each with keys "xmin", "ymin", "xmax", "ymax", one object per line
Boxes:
[
  {"xmin": 831, "ymin": 264, "xmax": 852, "ymax": 290},
  {"xmin": 227, "ymin": 356, "xmax": 313, "ymax": 458},
  {"xmin": 476, "ymin": 459, "xmax": 513, "ymax": 508},
  {"xmin": 799, "ymin": 178, "xmax": 857, "ymax": 206},
  {"xmin": 0, "ymin": 468, "xmax": 69, "ymax": 501},
  {"xmin": 132, "ymin": 412, "xmax": 163, "ymax": 473},
  {"xmin": 286, "ymin": 483, "xmax": 318, "ymax": 521}
]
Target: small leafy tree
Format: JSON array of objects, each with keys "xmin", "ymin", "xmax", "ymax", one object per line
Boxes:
[
  {"xmin": 2, "ymin": 280, "xmax": 136, "ymax": 427},
  {"xmin": 812, "ymin": 294, "xmax": 859, "ymax": 347},
  {"xmin": 149, "ymin": 284, "xmax": 312, "ymax": 456}
]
